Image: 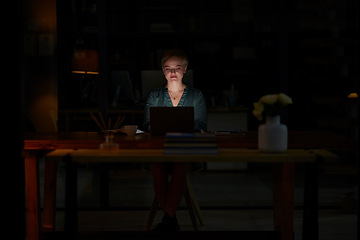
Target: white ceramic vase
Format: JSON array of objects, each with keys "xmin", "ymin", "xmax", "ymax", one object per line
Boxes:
[{"xmin": 258, "ymin": 115, "xmax": 288, "ymax": 152}]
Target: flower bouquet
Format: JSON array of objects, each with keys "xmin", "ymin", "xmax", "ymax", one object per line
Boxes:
[
  {"xmin": 252, "ymin": 93, "xmax": 292, "ymax": 121},
  {"xmin": 252, "ymin": 93, "xmax": 292, "ymax": 152}
]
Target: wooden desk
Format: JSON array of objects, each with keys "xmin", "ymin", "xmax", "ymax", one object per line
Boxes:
[
  {"xmin": 44, "ymin": 148, "xmax": 330, "ymax": 240},
  {"xmin": 24, "ymin": 131, "xmax": 353, "ymax": 240}
]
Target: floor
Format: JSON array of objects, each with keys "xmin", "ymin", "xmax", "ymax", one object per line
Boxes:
[{"xmin": 37, "ymin": 160, "xmax": 358, "ymax": 240}]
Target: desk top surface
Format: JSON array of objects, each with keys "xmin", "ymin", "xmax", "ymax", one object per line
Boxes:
[{"xmin": 24, "ymin": 130, "xmax": 355, "ymax": 150}]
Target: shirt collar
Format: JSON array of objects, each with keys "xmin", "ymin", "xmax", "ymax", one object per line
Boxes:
[{"xmin": 163, "ymin": 85, "xmax": 189, "ymax": 107}]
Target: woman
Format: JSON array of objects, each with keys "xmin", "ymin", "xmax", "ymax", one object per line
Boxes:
[{"xmin": 143, "ymin": 49, "xmax": 207, "ymax": 231}]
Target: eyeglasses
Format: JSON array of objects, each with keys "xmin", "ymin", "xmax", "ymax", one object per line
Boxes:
[{"xmin": 163, "ymin": 67, "xmax": 184, "ymax": 73}]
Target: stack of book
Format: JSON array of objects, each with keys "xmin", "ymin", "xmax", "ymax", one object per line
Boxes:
[{"xmin": 163, "ymin": 132, "xmax": 218, "ymax": 155}]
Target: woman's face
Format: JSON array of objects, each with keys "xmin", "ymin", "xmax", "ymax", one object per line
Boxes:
[{"xmin": 162, "ymin": 57, "xmax": 187, "ymax": 84}]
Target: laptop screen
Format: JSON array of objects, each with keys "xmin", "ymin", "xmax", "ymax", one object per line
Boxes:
[{"xmin": 150, "ymin": 107, "xmax": 194, "ymax": 135}]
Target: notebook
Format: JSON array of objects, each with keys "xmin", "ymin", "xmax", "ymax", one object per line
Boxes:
[{"xmin": 150, "ymin": 107, "xmax": 194, "ymax": 135}]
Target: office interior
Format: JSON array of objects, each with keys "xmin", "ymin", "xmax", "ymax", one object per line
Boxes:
[{"xmin": 6, "ymin": 0, "xmax": 359, "ymax": 239}]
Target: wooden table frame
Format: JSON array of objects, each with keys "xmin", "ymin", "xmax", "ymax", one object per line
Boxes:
[
  {"xmin": 44, "ymin": 148, "xmax": 321, "ymax": 240},
  {"xmin": 24, "ymin": 131, "xmax": 351, "ymax": 240}
]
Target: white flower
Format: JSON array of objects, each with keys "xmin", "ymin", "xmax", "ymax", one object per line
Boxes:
[
  {"xmin": 252, "ymin": 93, "xmax": 293, "ymax": 121},
  {"xmin": 278, "ymin": 93, "xmax": 293, "ymax": 106},
  {"xmin": 259, "ymin": 94, "xmax": 278, "ymax": 105}
]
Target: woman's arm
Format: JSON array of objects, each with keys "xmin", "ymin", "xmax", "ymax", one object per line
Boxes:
[
  {"xmin": 194, "ymin": 90, "xmax": 207, "ymax": 131},
  {"xmin": 143, "ymin": 88, "xmax": 163, "ymax": 131},
  {"xmin": 143, "ymin": 94, "xmax": 154, "ymax": 131}
]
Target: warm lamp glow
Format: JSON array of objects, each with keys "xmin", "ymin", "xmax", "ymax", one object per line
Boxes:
[
  {"xmin": 347, "ymin": 93, "xmax": 358, "ymax": 99},
  {"xmin": 71, "ymin": 70, "xmax": 99, "ymax": 75},
  {"xmin": 71, "ymin": 49, "xmax": 99, "ymax": 73}
]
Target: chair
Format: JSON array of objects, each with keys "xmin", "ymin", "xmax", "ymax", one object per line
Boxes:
[{"xmin": 144, "ymin": 177, "xmax": 205, "ymax": 231}]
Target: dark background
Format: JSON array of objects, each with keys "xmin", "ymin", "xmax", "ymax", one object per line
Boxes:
[
  {"xmin": 22, "ymin": 0, "xmax": 359, "ymax": 135},
  {"xmin": 4, "ymin": 0, "xmax": 359, "ymax": 238}
]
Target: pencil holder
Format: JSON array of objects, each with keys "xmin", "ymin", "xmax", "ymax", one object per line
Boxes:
[{"xmin": 100, "ymin": 130, "xmax": 119, "ymax": 150}]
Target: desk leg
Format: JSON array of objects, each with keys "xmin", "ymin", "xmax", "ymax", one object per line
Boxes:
[
  {"xmin": 273, "ymin": 162, "xmax": 295, "ymax": 240},
  {"xmin": 302, "ymin": 162, "xmax": 318, "ymax": 240},
  {"xmin": 24, "ymin": 151, "xmax": 39, "ymax": 240},
  {"xmin": 43, "ymin": 160, "xmax": 57, "ymax": 232}
]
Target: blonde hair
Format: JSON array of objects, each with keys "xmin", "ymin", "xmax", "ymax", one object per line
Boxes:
[{"xmin": 161, "ymin": 49, "xmax": 188, "ymax": 67}]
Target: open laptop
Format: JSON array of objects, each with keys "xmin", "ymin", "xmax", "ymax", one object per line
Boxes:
[{"xmin": 150, "ymin": 107, "xmax": 194, "ymax": 135}]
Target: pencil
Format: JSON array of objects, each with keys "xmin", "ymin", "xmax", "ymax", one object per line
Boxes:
[
  {"xmin": 114, "ymin": 116, "xmax": 125, "ymax": 130},
  {"xmin": 90, "ymin": 112, "xmax": 105, "ymax": 131},
  {"xmin": 99, "ymin": 112, "xmax": 107, "ymax": 130}
]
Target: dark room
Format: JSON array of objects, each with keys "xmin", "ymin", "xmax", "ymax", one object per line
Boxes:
[{"xmin": 5, "ymin": 0, "xmax": 359, "ymax": 239}]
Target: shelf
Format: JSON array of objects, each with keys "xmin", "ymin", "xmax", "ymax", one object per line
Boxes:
[{"xmin": 56, "ymin": 0, "xmax": 358, "ymax": 133}]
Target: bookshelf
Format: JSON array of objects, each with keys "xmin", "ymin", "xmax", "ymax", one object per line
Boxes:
[{"xmin": 56, "ymin": 0, "xmax": 358, "ymax": 133}]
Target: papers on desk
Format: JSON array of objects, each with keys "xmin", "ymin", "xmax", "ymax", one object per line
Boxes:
[
  {"xmin": 136, "ymin": 129, "xmax": 144, "ymax": 134},
  {"xmin": 163, "ymin": 132, "xmax": 218, "ymax": 155},
  {"xmin": 210, "ymin": 130, "xmax": 244, "ymax": 135}
]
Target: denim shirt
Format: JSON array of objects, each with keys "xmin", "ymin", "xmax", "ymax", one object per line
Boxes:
[{"xmin": 143, "ymin": 86, "xmax": 207, "ymax": 132}]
